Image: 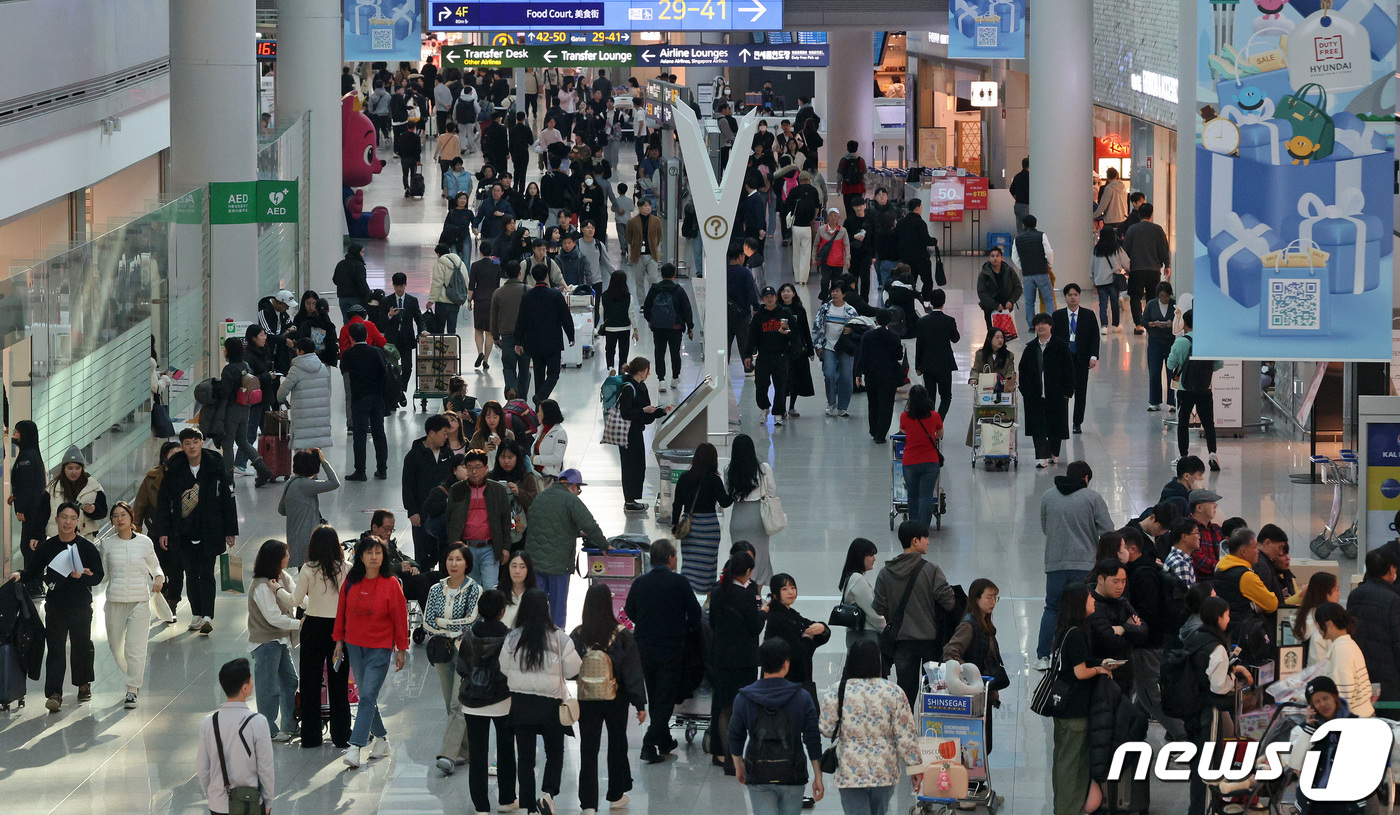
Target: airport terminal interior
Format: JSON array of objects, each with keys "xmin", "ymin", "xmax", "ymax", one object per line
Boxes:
[{"xmin": 0, "ymin": 1, "xmax": 1396, "ymax": 814}]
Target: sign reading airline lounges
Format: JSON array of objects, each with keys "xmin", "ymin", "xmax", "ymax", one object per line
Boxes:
[
  {"xmin": 428, "ymin": 0, "xmax": 783, "ymax": 31},
  {"xmin": 634, "ymin": 43, "xmax": 828, "ymax": 67}
]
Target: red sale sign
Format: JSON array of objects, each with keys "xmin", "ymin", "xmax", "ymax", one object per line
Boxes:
[
  {"xmin": 962, "ymin": 177, "xmax": 989, "ymax": 210},
  {"xmin": 928, "ymin": 178, "xmax": 964, "ymax": 221}
]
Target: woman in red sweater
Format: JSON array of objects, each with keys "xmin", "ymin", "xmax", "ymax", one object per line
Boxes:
[
  {"xmin": 334, "ymin": 535, "xmax": 409, "ymax": 769},
  {"xmin": 899, "ymin": 385, "xmax": 944, "ymax": 527}
]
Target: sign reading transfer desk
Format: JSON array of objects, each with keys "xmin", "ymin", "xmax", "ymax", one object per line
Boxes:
[{"xmin": 441, "ymin": 43, "xmax": 636, "ymax": 68}]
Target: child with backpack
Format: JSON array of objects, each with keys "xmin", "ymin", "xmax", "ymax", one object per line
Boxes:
[
  {"xmin": 570, "ymin": 583, "xmax": 646, "ymax": 814},
  {"xmin": 452, "ymin": 589, "xmax": 521, "ymax": 812},
  {"xmin": 728, "ymin": 638, "xmax": 826, "ymax": 814}
]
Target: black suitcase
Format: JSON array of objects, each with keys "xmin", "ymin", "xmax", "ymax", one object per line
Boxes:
[
  {"xmin": 409, "ymin": 171, "xmax": 425, "ymax": 198},
  {"xmin": 0, "ymin": 642, "xmax": 25, "ymax": 706},
  {"xmin": 1100, "ymin": 750, "xmax": 1151, "ymax": 813}
]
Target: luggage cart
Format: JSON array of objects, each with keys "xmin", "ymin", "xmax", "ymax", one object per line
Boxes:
[
  {"xmin": 671, "ymin": 679, "xmax": 713, "ymax": 752},
  {"xmin": 413, "ymin": 334, "xmax": 461, "ymax": 412},
  {"xmin": 891, "ymin": 432, "xmax": 944, "ymax": 530},
  {"xmin": 584, "ymin": 544, "xmax": 645, "ymax": 629},
  {"xmin": 565, "ymin": 293, "xmax": 595, "ymax": 368},
  {"xmin": 1309, "ymin": 450, "xmax": 1359, "ymax": 559},
  {"xmin": 971, "ymin": 389, "xmax": 1018, "ymax": 471},
  {"xmin": 915, "ymin": 685, "xmax": 1001, "ymax": 814}
]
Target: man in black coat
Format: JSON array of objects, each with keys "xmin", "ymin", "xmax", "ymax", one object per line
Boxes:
[
  {"xmin": 341, "ymin": 321, "xmax": 396, "ymax": 480},
  {"xmin": 1087, "ymin": 558, "xmax": 1147, "ymax": 697},
  {"xmin": 374, "ymin": 272, "xmax": 426, "ymax": 393},
  {"xmin": 400, "ymin": 414, "xmax": 454, "ymax": 567},
  {"xmin": 1018, "ymin": 313, "xmax": 1074, "ymax": 466},
  {"xmin": 1346, "ymin": 549, "xmax": 1400, "ymax": 704},
  {"xmin": 895, "ymin": 198, "xmax": 939, "ymax": 300},
  {"xmin": 508, "ymin": 111, "xmax": 533, "ymax": 194},
  {"xmin": 1051, "ymin": 283, "xmax": 1101, "ymax": 434},
  {"xmin": 154, "ymin": 428, "xmax": 238, "ymax": 633},
  {"xmin": 481, "ymin": 113, "xmax": 510, "ymax": 176},
  {"xmin": 854, "ymin": 310, "xmax": 905, "ymax": 444},
  {"xmin": 1123, "ymin": 530, "xmax": 1183, "ymax": 739},
  {"xmin": 913, "ymin": 288, "xmax": 960, "ymax": 418},
  {"xmin": 333, "ymin": 244, "xmax": 372, "ymax": 322},
  {"xmin": 623, "ymin": 539, "xmax": 703, "ymax": 763},
  {"xmin": 513, "ymin": 264, "xmax": 574, "ymax": 404}
]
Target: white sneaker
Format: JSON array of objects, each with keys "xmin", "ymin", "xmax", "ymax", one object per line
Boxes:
[
  {"xmin": 658, "ymin": 381, "xmax": 667, "ymax": 392},
  {"xmin": 187, "ymin": 616, "xmax": 206, "ymax": 631},
  {"xmin": 1099, "ymin": 327, "xmax": 1107, "ymax": 336},
  {"xmin": 272, "ymin": 731, "xmax": 295, "ymax": 743},
  {"xmin": 368, "ymin": 736, "xmax": 390, "ymax": 759},
  {"xmin": 1033, "ymin": 657, "xmax": 1052, "ymax": 671},
  {"xmin": 610, "ymin": 794, "xmax": 630, "ymax": 809},
  {"xmin": 1036, "ymin": 459, "xmax": 1049, "ymax": 469},
  {"xmin": 670, "ymin": 378, "xmax": 680, "ymax": 392},
  {"xmin": 836, "ymin": 410, "xmax": 850, "ymax": 418},
  {"xmin": 773, "ymin": 415, "xmax": 784, "ymax": 427},
  {"xmin": 1147, "ymin": 404, "xmax": 1161, "ymax": 412},
  {"xmin": 760, "ymin": 408, "xmax": 769, "ymax": 422},
  {"xmin": 342, "ymin": 747, "xmax": 362, "ymax": 769},
  {"xmin": 825, "ymin": 405, "xmax": 836, "ymax": 416},
  {"xmin": 583, "ymin": 810, "xmax": 598, "ymax": 815}
]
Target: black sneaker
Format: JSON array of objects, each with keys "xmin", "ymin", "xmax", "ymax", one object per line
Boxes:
[
  {"xmin": 346, "ymin": 472, "xmax": 368, "ymax": 482},
  {"xmin": 639, "ymin": 745, "xmax": 664, "ymax": 764},
  {"xmin": 802, "ymin": 797, "xmax": 816, "ymax": 809},
  {"xmin": 373, "ymin": 470, "xmax": 388, "ymax": 480},
  {"xmin": 77, "ymin": 684, "xmax": 92, "ymax": 702}
]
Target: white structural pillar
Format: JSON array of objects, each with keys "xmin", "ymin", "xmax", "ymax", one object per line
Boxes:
[
  {"xmin": 169, "ymin": 0, "xmax": 259, "ymax": 330},
  {"xmin": 278, "ymin": 0, "xmax": 343, "ymax": 295},
  {"xmin": 1028, "ymin": 0, "xmax": 1094, "ymax": 292},
  {"xmin": 825, "ymin": 30, "xmax": 875, "ymax": 174}
]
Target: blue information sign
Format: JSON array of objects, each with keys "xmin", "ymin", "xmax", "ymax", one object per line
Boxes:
[
  {"xmin": 429, "ymin": 0, "xmax": 782, "ymax": 31},
  {"xmin": 635, "ymin": 42, "xmax": 827, "ymax": 66}
]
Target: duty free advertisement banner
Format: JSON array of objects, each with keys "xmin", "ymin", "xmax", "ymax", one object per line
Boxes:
[
  {"xmin": 948, "ymin": 0, "xmax": 1026, "ymax": 60},
  {"xmin": 1193, "ymin": 0, "xmax": 1395, "ymax": 361},
  {"xmin": 345, "ymin": 0, "xmax": 423, "ymax": 62}
]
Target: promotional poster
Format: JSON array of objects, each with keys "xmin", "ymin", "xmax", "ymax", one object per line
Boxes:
[
  {"xmin": 1193, "ymin": 0, "xmax": 1395, "ymax": 361},
  {"xmin": 344, "ymin": 0, "xmax": 423, "ymax": 62},
  {"xmin": 949, "ymin": 0, "xmax": 1027, "ymax": 60}
]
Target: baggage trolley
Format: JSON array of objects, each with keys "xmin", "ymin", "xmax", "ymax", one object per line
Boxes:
[
  {"xmin": 413, "ymin": 335, "xmax": 461, "ymax": 413},
  {"xmin": 971, "ymin": 379, "xmax": 1017, "ymax": 470},
  {"xmin": 914, "ymin": 684, "xmax": 1001, "ymax": 814},
  {"xmin": 891, "ymin": 432, "xmax": 944, "ymax": 530},
  {"xmin": 584, "ymin": 543, "xmax": 646, "ymax": 629},
  {"xmin": 671, "ymin": 678, "xmax": 713, "ymax": 752}
]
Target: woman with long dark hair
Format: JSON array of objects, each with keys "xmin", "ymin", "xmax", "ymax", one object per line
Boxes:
[
  {"xmin": 218, "ymin": 337, "xmax": 276, "ymax": 484},
  {"xmin": 965, "ymin": 327, "xmax": 1016, "ymax": 447},
  {"xmin": 99, "ymin": 501, "xmax": 163, "ymax": 709},
  {"xmin": 672, "ymin": 443, "xmax": 733, "ymax": 594},
  {"xmin": 898, "ymin": 385, "xmax": 943, "ymax": 527},
  {"xmin": 248, "ymin": 539, "xmax": 301, "ymax": 741},
  {"xmin": 44, "ymin": 446, "xmax": 106, "ymax": 539},
  {"xmin": 499, "ymin": 549, "xmax": 540, "ymax": 628},
  {"xmin": 708, "ymin": 552, "xmax": 767, "ymax": 774},
  {"xmin": 490, "ymin": 439, "xmax": 540, "ymax": 548},
  {"xmin": 1294, "ymin": 571, "xmax": 1340, "ymax": 667},
  {"xmin": 571, "ymin": 583, "xmax": 646, "ymax": 812},
  {"xmin": 1091, "ymin": 226, "xmax": 1131, "ymax": 333},
  {"xmin": 333, "ymin": 535, "xmax": 410, "ymax": 768},
  {"xmin": 239, "ymin": 324, "xmax": 275, "ymax": 470},
  {"xmin": 500, "ymin": 589, "xmax": 581, "ymax": 815},
  {"xmin": 292, "ymin": 290, "xmax": 340, "ymax": 368},
  {"xmin": 293, "ymin": 525, "xmax": 350, "ymax": 747},
  {"xmin": 471, "ymin": 400, "xmax": 516, "ymax": 470},
  {"xmin": 943, "ymin": 578, "xmax": 1008, "ymax": 753},
  {"xmin": 9, "ymin": 420, "xmax": 47, "ymax": 596},
  {"xmin": 778, "ymin": 284, "xmax": 816, "ymax": 416},
  {"xmin": 599, "ymin": 271, "xmax": 637, "ymax": 374},
  {"xmin": 727, "ymin": 434, "xmax": 778, "ymax": 586},
  {"xmin": 1049, "ymin": 583, "xmax": 1114, "ymax": 815},
  {"xmin": 763, "ymin": 573, "xmax": 830, "ymax": 704},
  {"xmin": 443, "ymin": 410, "xmax": 470, "ymax": 456},
  {"xmin": 837, "ymin": 538, "xmax": 885, "ymax": 650},
  {"xmin": 617, "ymin": 357, "xmax": 668, "ymax": 513}
]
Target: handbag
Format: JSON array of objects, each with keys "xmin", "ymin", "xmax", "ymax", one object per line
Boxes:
[
  {"xmin": 671, "ymin": 512, "xmax": 692, "ymax": 539},
  {"xmin": 784, "ymin": 211, "xmax": 796, "ymax": 229},
  {"xmin": 990, "ymin": 309, "xmax": 1017, "ymax": 340},
  {"xmin": 601, "ymin": 404, "xmax": 631, "ymax": 447},
  {"xmin": 212, "ymin": 713, "xmax": 262, "ymax": 815},
  {"xmin": 828, "ymin": 582, "xmax": 867, "ymax": 630},
  {"xmin": 758, "ymin": 480, "xmax": 787, "ymax": 536},
  {"xmin": 426, "ymin": 634, "xmax": 456, "ymax": 665},
  {"xmin": 555, "ymin": 636, "xmax": 580, "ymax": 726},
  {"xmin": 1275, "ymin": 83, "xmax": 1336, "ymax": 162},
  {"xmin": 1029, "ymin": 632, "xmax": 1073, "ymax": 718},
  {"xmin": 219, "ymin": 553, "xmax": 245, "ymax": 594},
  {"xmin": 151, "ymin": 393, "xmax": 175, "ymax": 438},
  {"xmin": 818, "ymin": 676, "xmax": 847, "ymax": 774},
  {"xmin": 878, "ymin": 560, "xmax": 925, "ymax": 659}
]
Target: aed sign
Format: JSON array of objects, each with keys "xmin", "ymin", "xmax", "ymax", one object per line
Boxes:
[{"xmin": 210, "ymin": 180, "xmax": 299, "ymax": 224}]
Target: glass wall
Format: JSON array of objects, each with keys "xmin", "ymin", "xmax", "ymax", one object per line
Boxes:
[{"xmin": 256, "ymin": 112, "xmax": 309, "ymax": 298}]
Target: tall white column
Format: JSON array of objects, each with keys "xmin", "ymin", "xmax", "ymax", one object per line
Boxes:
[
  {"xmin": 826, "ymin": 30, "xmax": 875, "ymax": 173},
  {"xmin": 169, "ymin": 0, "xmax": 259, "ymax": 330},
  {"xmin": 278, "ymin": 0, "xmax": 343, "ymax": 296},
  {"xmin": 1029, "ymin": 0, "xmax": 1094, "ymax": 291}
]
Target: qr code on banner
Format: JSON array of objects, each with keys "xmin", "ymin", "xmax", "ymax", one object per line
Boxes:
[
  {"xmin": 976, "ymin": 24, "xmax": 999, "ymax": 48},
  {"xmin": 1266, "ymin": 278, "xmax": 1322, "ymax": 330},
  {"xmin": 371, "ymin": 27, "xmax": 393, "ymax": 51}
]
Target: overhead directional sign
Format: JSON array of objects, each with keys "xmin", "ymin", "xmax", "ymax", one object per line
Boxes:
[
  {"xmin": 635, "ymin": 43, "xmax": 828, "ymax": 67},
  {"xmin": 442, "ymin": 43, "xmax": 636, "ymax": 68},
  {"xmin": 428, "ymin": 0, "xmax": 781, "ymax": 32}
]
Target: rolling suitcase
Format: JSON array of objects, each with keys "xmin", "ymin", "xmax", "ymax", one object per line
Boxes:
[
  {"xmin": 0, "ymin": 643, "xmax": 25, "ymax": 706},
  {"xmin": 258, "ymin": 434, "xmax": 291, "ymax": 480},
  {"xmin": 1099, "ymin": 750, "xmax": 1150, "ymax": 813},
  {"xmin": 409, "ymin": 171, "xmax": 425, "ymax": 198}
]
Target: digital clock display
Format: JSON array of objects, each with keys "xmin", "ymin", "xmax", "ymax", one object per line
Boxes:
[
  {"xmin": 428, "ymin": 0, "xmax": 781, "ymax": 31},
  {"xmin": 256, "ymin": 40, "xmax": 277, "ymax": 60}
]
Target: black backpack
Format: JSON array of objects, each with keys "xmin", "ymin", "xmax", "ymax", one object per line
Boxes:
[
  {"xmin": 839, "ymin": 156, "xmax": 863, "ymax": 186},
  {"xmin": 681, "ymin": 203, "xmax": 699, "ymax": 239},
  {"xmin": 650, "ymin": 287, "xmax": 679, "ymax": 329},
  {"xmin": 1171, "ymin": 336, "xmax": 1216, "ymax": 392},
  {"xmin": 1159, "ymin": 644, "xmax": 1206, "ymax": 720},
  {"xmin": 455, "ymin": 95, "xmax": 477, "ymax": 126},
  {"xmin": 744, "ymin": 699, "xmax": 807, "ymax": 786}
]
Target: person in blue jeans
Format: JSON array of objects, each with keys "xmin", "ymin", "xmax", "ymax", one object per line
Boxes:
[
  {"xmin": 247, "ymin": 539, "xmax": 302, "ymax": 742},
  {"xmin": 812, "ymin": 282, "xmax": 861, "ymax": 417},
  {"xmin": 898, "ymin": 386, "xmax": 944, "ymax": 526},
  {"xmin": 333, "ymin": 536, "xmax": 410, "ymax": 769},
  {"xmin": 1034, "ymin": 460, "xmax": 1114, "ymax": 668},
  {"xmin": 729, "ymin": 638, "xmax": 826, "ymax": 815},
  {"xmin": 1011, "ymin": 213, "xmax": 1056, "ymax": 330}
]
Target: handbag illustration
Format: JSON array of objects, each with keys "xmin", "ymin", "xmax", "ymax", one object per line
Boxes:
[
  {"xmin": 1258, "ymin": 239, "xmax": 1332, "ymax": 337},
  {"xmin": 1275, "ymin": 83, "xmax": 1336, "ymax": 164}
]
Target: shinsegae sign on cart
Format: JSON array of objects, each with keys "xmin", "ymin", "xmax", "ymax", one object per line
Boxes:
[{"xmin": 210, "ymin": 180, "xmax": 299, "ymax": 224}]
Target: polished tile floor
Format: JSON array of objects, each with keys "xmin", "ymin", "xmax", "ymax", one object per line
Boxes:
[{"xmin": 0, "ymin": 141, "xmax": 1358, "ymax": 815}]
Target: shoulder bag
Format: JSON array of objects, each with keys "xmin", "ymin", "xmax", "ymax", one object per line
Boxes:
[
  {"xmin": 1029, "ymin": 631, "xmax": 1074, "ymax": 718},
  {"xmin": 758, "ymin": 465, "xmax": 787, "ymax": 535},
  {"xmin": 212, "ymin": 713, "xmax": 262, "ymax": 815},
  {"xmin": 878, "ymin": 560, "xmax": 926, "ymax": 659},
  {"xmin": 819, "ymin": 676, "xmax": 847, "ymax": 774},
  {"xmin": 556, "ymin": 633, "xmax": 580, "ymax": 727},
  {"xmin": 828, "ymin": 579, "xmax": 867, "ymax": 630}
]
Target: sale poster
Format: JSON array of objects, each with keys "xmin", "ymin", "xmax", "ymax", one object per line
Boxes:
[{"xmin": 344, "ymin": 0, "xmax": 423, "ymax": 62}]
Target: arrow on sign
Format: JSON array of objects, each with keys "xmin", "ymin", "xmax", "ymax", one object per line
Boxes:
[
  {"xmin": 738, "ymin": 0, "xmax": 766, "ymax": 22},
  {"xmin": 738, "ymin": 48, "xmax": 751, "ymax": 62},
  {"xmin": 445, "ymin": 50, "xmax": 460, "ymax": 64},
  {"xmin": 640, "ymin": 48, "xmax": 656, "ymax": 63},
  {"xmin": 437, "ymin": 7, "xmax": 453, "ymax": 21},
  {"xmin": 544, "ymin": 50, "xmax": 557, "ymax": 63}
]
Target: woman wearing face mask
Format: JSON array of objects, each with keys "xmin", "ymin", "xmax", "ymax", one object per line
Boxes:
[
  {"xmin": 239, "ymin": 324, "xmax": 276, "ymax": 472},
  {"xmin": 9, "ymin": 420, "xmax": 48, "ymax": 596},
  {"xmin": 578, "ymin": 173, "xmax": 607, "ymax": 244},
  {"xmin": 44, "ymin": 446, "xmax": 106, "ymax": 539},
  {"xmin": 291, "ymin": 290, "xmax": 340, "ymax": 368},
  {"xmin": 100, "ymin": 501, "xmax": 163, "ymax": 709}
]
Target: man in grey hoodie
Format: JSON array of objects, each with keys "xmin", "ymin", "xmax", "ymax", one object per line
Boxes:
[
  {"xmin": 1034, "ymin": 460, "xmax": 1113, "ymax": 668},
  {"xmin": 872, "ymin": 520, "xmax": 957, "ymax": 709}
]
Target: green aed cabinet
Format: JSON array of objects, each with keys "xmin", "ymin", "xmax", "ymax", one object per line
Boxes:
[{"xmin": 210, "ymin": 180, "xmax": 299, "ymax": 224}]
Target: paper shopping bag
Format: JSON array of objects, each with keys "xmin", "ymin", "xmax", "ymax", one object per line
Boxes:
[{"xmin": 219, "ymin": 553, "xmax": 246, "ymax": 594}]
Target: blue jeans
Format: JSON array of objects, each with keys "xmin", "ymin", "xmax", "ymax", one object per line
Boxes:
[
  {"xmin": 822, "ymin": 350, "xmax": 854, "ymax": 410},
  {"xmin": 498, "ymin": 334, "xmax": 530, "ymax": 400},
  {"xmin": 538, "ymin": 572, "xmax": 570, "ymax": 628},
  {"xmin": 1095, "ymin": 284, "xmax": 1120, "ymax": 328},
  {"xmin": 875, "ymin": 260, "xmax": 899, "ymax": 303},
  {"xmin": 1024, "ymin": 274, "xmax": 1055, "ymax": 329},
  {"xmin": 252, "ymin": 640, "xmax": 298, "ymax": 737},
  {"xmin": 838, "ymin": 785, "xmax": 896, "ymax": 815},
  {"xmin": 747, "ymin": 784, "xmax": 806, "ymax": 815},
  {"xmin": 469, "ymin": 544, "xmax": 498, "ymax": 589},
  {"xmin": 691, "ymin": 237, "xmax": 705, "ymax": 277},
  {"xmin": 1147, "ymin": 339, "xmax": 1176, "ymax": 408},
  {"xmin": 339, "ymin": 296, "xmax": 364, "ymax": 323},
  {"xmin": 903, "ymin": 461, "xmax": 942, "ymax": 527},
  {"xmin": 346, "ymin": 644, "xmax": 391, "ymax": 747},
  {"xmin": 1037, "ymin": 569, "xmax": 1088, "ymax": 659}
]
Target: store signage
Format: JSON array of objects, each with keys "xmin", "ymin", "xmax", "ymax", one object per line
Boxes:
[
  {"xmin": 949, "ymin": 0, "xmax": 1026, "ymax": 60},
  {"xmin": 210, "ymin": 180, "xmax": 299, "ymax": 225},
  {"xmin": 1095, "ymin": 134, "xmax": 1131, "ymax": 159},
  {"xmin": 635, "ymin": 43, "xmax": 828, "ymax": 67},
  {"xmin": 343, "ymin": 0, "xmax": 422, "ymax": 61},
  {"xmin": 969, "ymin": 80, "xmax": 998, "ymax": 107},
  {"xmin": 442, "ymin": 43, "xmax": 636, "ymax": 67},
  {"xmin": 256, "ymin": 39, "xmax": 277, "ymax": 60},
  {"xmin": 430, "ymin": 0, "xmax": 782, "ymax": 32},
  {"xmin": 1130, "ymin": 69, "xmax": 1178, "ymax": 104},
  {"xmin": 962, "ymin": 176, "xmax": 989, "ymax": 210}
]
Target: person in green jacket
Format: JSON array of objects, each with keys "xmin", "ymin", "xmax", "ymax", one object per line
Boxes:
[
  {"xmin": 1165, "ymin": 310, "xmax": 1224, "ymax": 470},
  {"xmin": 527, "ymin": 469, "xmax": 607, "ymax": 627}
]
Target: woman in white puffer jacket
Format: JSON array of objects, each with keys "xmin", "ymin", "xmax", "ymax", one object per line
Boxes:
[{"xmin": 100, "ymin": 501, "xmax": 164, "ymax": 709}]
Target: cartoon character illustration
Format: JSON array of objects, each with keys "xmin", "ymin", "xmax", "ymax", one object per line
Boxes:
[
  {"xmin": 343, "ymin": 94, "xmax": 390, "ymax": 240},
  {"xmin": 1234, "ymin": 85, "xmax": 1267, "ymax": 112},
  {"xmin": 1287, "ymin": 133, "xmax": 1319, "ymax": 165},
  {"xmin": 1255, "ymin": 0, "xmax": 1285, "ymax": 19}
]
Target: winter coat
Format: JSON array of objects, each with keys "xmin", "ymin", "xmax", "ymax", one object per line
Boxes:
[
  {"xmin": 154, "ymin": 448, "xmax": 239, "ymax": 544},
  {"xmin": 456, "ymin": 619, "xmax": 513, "ymax": 710},
  {"xmin": 526, "ymin": 484, "xmax": 607, "ymax": 576},
  {"xmin": 10, "ymin": 445, "xmax": 47, "ymax": 532},
  {"xmin": 871, "ymin": 552, "xmax": 957, "ymax": 644},
  {"xmin": 570, "ymin": 626, "xmax": 648, "ymax": 710},
  {"xmin": 1088, "ymin": 589, "xmax": 1147, "ymax": 669},
  {"xmin": 1019, "ymin": 336, "xmax": 1074, "ymax": 441},
  {"xmin": 818, "ymin": 677, "xmax": 922, "ymax": 789},
  {"xmin": 278, "ymin": 353, "xmax": 335, "ymax": 450},
  {"xmin": 500, "ymin": 629, "xmax": 582, "ymax": 699},
  {"xmin": 763, "ymin": 602, "xmax": 831, "ymax": 686},
  {"xmin": 99, "ymin": 532, "xmax": 162, "ymax": 603},
  {"xmin": 1347, "ymin": 577, "xmax": 1400, "ymax": 704},
  {"xmin": 976, "ymin": 260, "xmax": 1023, "ymax": 312},
  {"xmin": 429, "ymin": 252, "xmax": 467, "ymax": 306},
  {"xmin": 45, "ymin": 474, "xmax": 107, "ymax": 538},
  {"xmin": 1087, "ymin": 675, "xmax": 1149, "ymax": 783},
  {"xmin": 531, "ymin": 425, "xmax": 567, "ymax": 478},
  {"xmin": 132, "ymin": 464, "xmax": 163, "ymax": 533},
  {"xmin": 1039, "ymin": 476, "xmax": 1114, "ymax": 572},
  {"xmin": 444, "ymin": 478, "xmax": 514, "ymax": 560},
  {"xmin": 277, "ymin": 462, "xmax": 341, "ymax": 568},
  {"xmin": 292, "ymin": 299, "xmax": 339, "ymax": 368}
]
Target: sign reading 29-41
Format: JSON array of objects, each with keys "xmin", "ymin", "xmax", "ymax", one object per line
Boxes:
[{"xmin": 428, "ymin": 0, "xmax": 782, "ymax": 31}]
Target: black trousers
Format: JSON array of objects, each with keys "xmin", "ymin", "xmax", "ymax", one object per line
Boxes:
[
  {"xmin": 910, "ymin": 260, "xmax": 935, "ymax": 299},
  {"xmin": 578, "ymin": 698, "xmax": 634, "ymax": 809},
  {"xmin": 754, "ymin": 353, "xmax": 789, "ymax": 415},
  {"xmin": 524, "ymin": 93, "xmax": 538, "ymax": 118},
  {"xmin": 514, "ymin": 718, "xmax": 566, "ymax": 806},
  {"xmin": 528, "ymin": 352, "xmax": 562, "ymax": 402},
  {"xmin": 866, "ymin": 376, "xmax": 899, "ymax": 441},
  {"xmin": 727, "ymin": 314, "xmax": 749, "ymax": 363},
  {"xmin": 351, "ymin": 395, "xmax": 388, "ymax": 474},
  {"xmin": 1069, "ymin": 361, "xmax": 1091, "ymax": 427},
  {"xmin": 1032, "ymin": 435, "xmax": 1064, "ymax": 460},
  {"xmin": 604, "ymin": 331, "xmax": 630, "ymax": 370},
  {"xmin": 619, "ymin": 437, "xmax": 646, "ymax": 502},
  {"xmin": 182, "ymin": 539, "xmax": 220, "ymax": 619},
  {"xmin": 394, "ymin": 341, "xmax": 415, "ymax": 393},
  {"xmin": 922, "ymin": 369, "xmax": 954, "ymax": 419},
  {"xmin": 411, "ymin": 525, "xmax": 441, "ymax": 576},
  {"xmin": 511, "ymin": 154, "xmax": 529, "ymax": 192},
  {"xmin": 893, "ymin": 640, "xmax": 939, "ymax": 712},
  {"xmin": 1128, "ymin": 269, "xmax": 1162, "ymax": 327},
  {"xmin": 467, "ymin": 714, "xmax": 516, "ymax": 812},
  {"xmin": 400, "ymin": 159, "xmax": 418, "ymax": 189},
  {"xmin": 1176, "ymin": 389, "xmax": 1218, "ymax": 456},
  {"xmin": 709, "ymin": 665, "xmax": 757, "ymax": 758},
  {"xmin": 641, "ymin": 651, "xmax": 684, "ymax": 749},
  {"xmin": 44, "ymin": 596, "xmax": 94, "ymax": 697},
  {"xmin": 653, "ymin": 328, "xmax": 683, "ymax": 380},
  {"xmin": 299, "ymin": 615, "xmax": 352, "ymax": 747}
]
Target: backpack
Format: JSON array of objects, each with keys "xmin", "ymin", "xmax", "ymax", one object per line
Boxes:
[
  {"xmin": 445, "ymin": 257, "xmax": 469, "ymax": 306},
  {"xmin": 455, "ymin": 95, "xmax": 477, "ymax": 125},
  {"xmin": 194, "ymin": 377, "xmax": 220, "ymax": 406},
  {"xmin": 681, "ymin": 204, "xmax": 699, "ymax": 239},
  {"xmin": 235, "ymin": 371, "xmax": 262, "ymax": 406},
  {"xmin": 1159, "ymin": 645, "xmax": 1206, "ymax": 720},
  {"xmin": 839, "ymin": 155, "xmax": 863, "ymax": 187},
  {"xmin": 886, "ymin": 305, "xmax": 907, "ymax": 338},
  {"xmin": 504, "ymin": 400, "xmax": 541, "ymax": 434},
  {"xmin": 650, "ymin": 287, "xmax": 679, "ymax": 329},
  {"xmin": 383, "ymin": 343, "xmax": 402, "ymax": 375},
  {"xmin": 1170, "ymin": 336, "xmax": 1216, "ymax": 392},
  {"xmin": 743, "ymin": 697, "xmax": 808, "ymax": 786},
  {"xmin": 576, "ymin": 632, "xmax": 618, "ymax": 701},
  {"xmin": 600, "ymin": 374, "xmax": 627, "ymax": 410}
]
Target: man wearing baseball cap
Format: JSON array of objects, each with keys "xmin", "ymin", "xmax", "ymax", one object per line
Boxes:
[
  {"xmin": 256, "ymin": 289, "xmax": 299, "ymax": 374},
  {"xmin": 744, "ymin": 286, "xmax": 794, "ymax": 427},
  {"xmin": 1187, "ymin": 488, "xmax": 1225, "ymax": 577},
  {"xmin": 525, "ymin": 469, "xmax": 607, "ymax": 627},
  {"xmin": 1285, "ymin": 676, "xmax": 1380, "ymax": 812}
]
